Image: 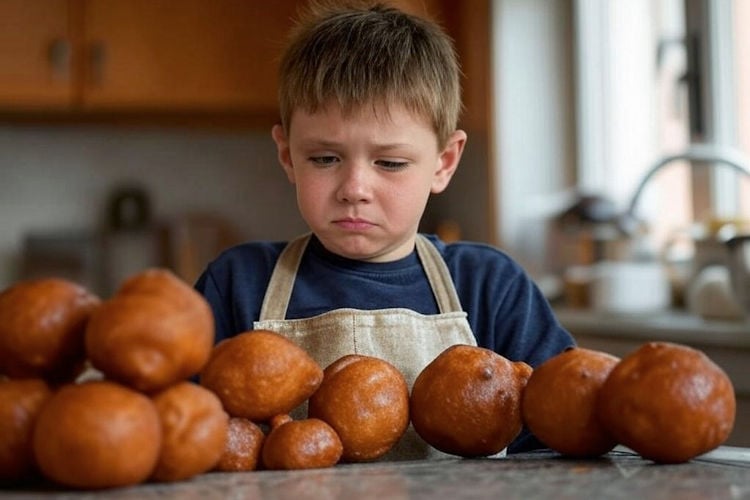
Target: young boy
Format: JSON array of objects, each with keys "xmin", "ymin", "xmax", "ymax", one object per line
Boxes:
[{"xmin": 195, "ymin": 0, "xmax": 575, "ymax": 459}]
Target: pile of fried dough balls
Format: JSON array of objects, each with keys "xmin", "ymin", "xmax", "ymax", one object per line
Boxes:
[
  {"xmin": 0, "ymin": 269, "xmax": 226, "ymax": 489},
  {"xmin": 0, "ymin": 268, "xmax": 410, "ymax": 490},
  {"xmin": 0, "ymin": 269, "xmax": 738, "ymax": 491}
]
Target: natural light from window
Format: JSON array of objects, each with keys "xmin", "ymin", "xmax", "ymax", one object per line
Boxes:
[{"xmin": 575, "ymin": 0, "xmax": 750, "ymax": 258}]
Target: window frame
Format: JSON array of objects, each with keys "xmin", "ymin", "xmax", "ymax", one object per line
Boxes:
[
  {"xmin": 573, "ymin": 0, "xmax": 747, "ymax": 236},
  {"xmin": 687, "ymin": 0, "xmax": 741, "ymax": 219}
]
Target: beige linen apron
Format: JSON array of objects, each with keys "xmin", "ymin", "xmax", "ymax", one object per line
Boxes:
[{"xmin": 253, "ymin": 233, "xmax": 477, "ymax": 460}]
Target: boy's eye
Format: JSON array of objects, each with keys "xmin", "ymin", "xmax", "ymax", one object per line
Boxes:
[
  {"xmin": 309, "ymin": 156, "xmax": 339, "ymax": 166},
  {"xmin": 376, "ymin": 160, "xmax": 408, "ymax": 171}
]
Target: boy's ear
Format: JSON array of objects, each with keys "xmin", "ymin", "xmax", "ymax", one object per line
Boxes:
[
  {"xmin": 272, "ymin": 124, "xmax": 296, "ymax": 184},
  {"xmin": 431, "ymin": 130, "xmax": 467, "ymax": 193}
]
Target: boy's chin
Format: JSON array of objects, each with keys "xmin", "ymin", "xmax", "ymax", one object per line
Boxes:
[
  {"xmin": 320, "ymin": 235, "xmax": 377, "ymax": 260},
  {"xmin": 318, "ymin": 233, "xmax": 413, "ymax": 263}
]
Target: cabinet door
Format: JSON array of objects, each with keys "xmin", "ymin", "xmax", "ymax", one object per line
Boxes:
[
  {"xmin": 80, "ymin": 0, "xmax": 298, "ymax": 113},
  {"xmin": 0, "ymin": 0, "xmax": 74, "ymax": 109}
]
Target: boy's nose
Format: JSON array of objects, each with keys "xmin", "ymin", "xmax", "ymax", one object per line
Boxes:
[{"xmin": 336, "ymin": 163, "xmax": 372, "ymax": 203}]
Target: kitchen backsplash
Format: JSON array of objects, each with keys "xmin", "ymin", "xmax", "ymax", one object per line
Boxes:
[
  {"xmin": 0, "ymin": 125, "xmax": 308, "ymax": 292},
  {"xmin": 0, "ymin": 124, "xmax": 489, "ymax": 295}
]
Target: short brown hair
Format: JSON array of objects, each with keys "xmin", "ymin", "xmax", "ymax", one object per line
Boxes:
[{"xmin": 277, "ymin": 1, "xmax": 462, "ymax": 147}]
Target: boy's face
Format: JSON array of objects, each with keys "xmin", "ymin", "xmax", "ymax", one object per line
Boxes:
[{"xmin": 272, "ymin": 102, "xmax": 466, "ymax": 262}]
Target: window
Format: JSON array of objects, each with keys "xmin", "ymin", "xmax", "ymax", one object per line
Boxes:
[
  {"xmin": 490, "ymin": 0, "xmax": 749, "ymax": 280},
  {"xmin": 732, "ymin": 0, "xmax": 750, "ymax": 215},
  {"xmin": 575, "ymin": 0, "xmax": 750, "ymax": 255}
]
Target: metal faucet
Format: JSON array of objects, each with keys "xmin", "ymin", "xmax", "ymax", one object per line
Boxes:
[{"xmin": 621, "ymin": 143, "xmax": 750, "ymax": 233}]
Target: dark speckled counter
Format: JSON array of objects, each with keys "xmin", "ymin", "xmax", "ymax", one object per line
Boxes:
[{"xmin": 2, "ymin": 447, "xmax": 749, "ymax": 499}]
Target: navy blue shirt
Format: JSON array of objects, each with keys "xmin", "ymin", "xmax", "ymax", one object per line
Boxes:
[{"xmin": 195, "ymin": 233, "xmax": 575, "ymax": 452}]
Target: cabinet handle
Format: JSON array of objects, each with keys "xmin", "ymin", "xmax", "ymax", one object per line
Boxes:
[
  {"xmin": 48, "ymin": 38, "xmax": 71, "ymax": 81},
  {"xmin": 89, "ymin": 42, "xmax": 107, "ymax": 86}
]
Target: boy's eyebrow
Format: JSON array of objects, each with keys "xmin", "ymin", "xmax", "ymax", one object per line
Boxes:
[
  {"xmin": 298, "ymin": 139, "xmax": 414, "ymax": 151},
  {"xmin": 297, "ymin": 139, "xmax": 342, "ymax": 148}
]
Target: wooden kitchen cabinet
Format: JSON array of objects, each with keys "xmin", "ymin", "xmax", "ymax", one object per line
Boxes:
[
  {"xmin": 0, "ymin": 0, "xmax": 299, "ymax": 116},
  {"xmin": 0, "ymin": 0, "xmax": 74, "ymax": 109},
  {"xmin": 0, "ymin": 0, "xmax": 490, "ymax": 133},
  {"xmin": 80, "ymin": 0, "xmax": 299, "ymax": 112}
]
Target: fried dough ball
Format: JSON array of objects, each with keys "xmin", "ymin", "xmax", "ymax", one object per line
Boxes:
[
  {"xmin": 85, "ymin": 268, "xmax": 214, "ymax": 393},
  {"xmin": 32, "ymin": 381, "xmax": 162, "ymax": 489},
  {"xmin": 261, "ymin": 414, "xmax": 343, "ymax": 470},
  {"xmin": 215, "ymin": 417, "xmax": 266, "ymax": 472},
  {"xmin": 0, "ymin": 278, "xmax": 100, "ymax": 381},
  {"xmin": 522, "ymin": 347, "xmax": 620, "ymax": 457},
  {"xmin": 410, "ymin": 345, "xmax": 532, "ymax": 457},
  {"xmin": 597, "ymin": 341, "xmax": 736, "ymax": 464},
  {"xmin": 308, "ymin": 354, "xmax": 409, "ymax": 462},
  {"xmin": 150, "ymin": 382, "xmax": 229, "ymax": 482},
  {"xmin": 0, "ymin": 378, "xmax": 52, "ymax": 483},
  {"xmin": 200, "ymin": 330, "xmax": 323, "ymax": 421}
]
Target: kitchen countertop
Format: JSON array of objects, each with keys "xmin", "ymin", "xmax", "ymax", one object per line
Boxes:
[
  {"xmin": 554, "ymin": 307, "xmax": 750, "ymax": 349},
  {"xmin": 553, "ymin": 307, "xmax": 750, "ymax": 448},
  {"xmin": 553, "ymin": 306, "xmax": 750, "ymax": 397},
  {"xmin": 2, "ymin": 447, "xmax": 748, "ymax": 499}
]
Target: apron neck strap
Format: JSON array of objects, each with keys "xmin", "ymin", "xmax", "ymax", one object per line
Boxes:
[
  {"xmin": 258, "ymin": 233, "xmax": 463, "ymax": 320},
  {"xmin": 414, "ymin": 234, "xmax": 464, "ymax": 314},
  {"xmin": 259, "ymin": 233, "xmax": 311, "ymax": 321}
]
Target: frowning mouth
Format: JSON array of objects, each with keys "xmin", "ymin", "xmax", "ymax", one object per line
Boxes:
[{"xmin": 333, "ymin": 217, "xmax": 375, "ymax": 230}]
